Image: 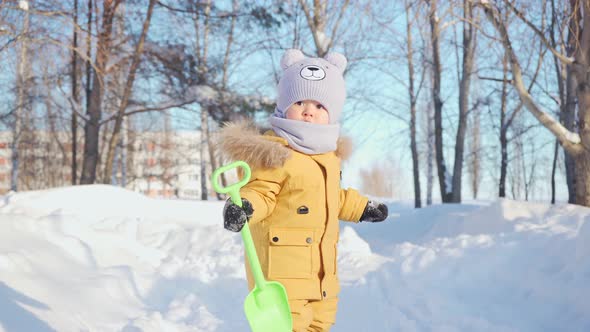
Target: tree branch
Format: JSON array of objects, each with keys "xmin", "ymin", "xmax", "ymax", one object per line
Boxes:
[
  {"xmin": 478, "ymin": 75, "xmax": 513, "ymax": 84},
  {"xmin": 99, "ymin": 99, "xmax": 196, "ymax": 125},
  {"xmin": 502, "ymin": 0, "xmax": 574, "ymax": 65},
  {"xmin": 478, "ymin": 1, "xmax": 583, "ymax": 156},
  {"xmin": 57, "ymin": 84, "xmax": 90, "ymax": 122},
  {"xmin": 326, "ymin": 0, "xmax": 349, "ymax": 52}
]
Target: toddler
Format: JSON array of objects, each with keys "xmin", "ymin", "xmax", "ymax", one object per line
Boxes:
[{"xmin": 218, "ymin": 49, "xmax": 388, "ymax": 331}]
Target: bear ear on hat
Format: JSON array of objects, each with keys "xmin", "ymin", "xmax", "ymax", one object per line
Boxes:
[
  {"xmin": 281, "ymin": 49, "xmax": 306, "ymax": 70},
  {"xmin": 324, "ymin": 52, "xmax": 347, "ymax": 74}
]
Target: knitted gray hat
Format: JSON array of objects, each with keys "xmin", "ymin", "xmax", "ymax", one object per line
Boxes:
[{"xmin": 275, "ymin": 49, "xmax": 347, "ymax": 124}]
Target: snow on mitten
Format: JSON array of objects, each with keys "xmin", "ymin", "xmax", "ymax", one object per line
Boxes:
[
  {"xmin": 359, "ymin": 200, "xmax": 388, "ymax": 222},
  {"xmin": 223, "ymin": 198, "xmax": 254, "ymax": 232}
]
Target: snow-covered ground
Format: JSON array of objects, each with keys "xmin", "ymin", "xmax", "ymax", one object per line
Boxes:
[{"xmin": 0, "ymin": 185, "xmax": 589, "ymax": 331}]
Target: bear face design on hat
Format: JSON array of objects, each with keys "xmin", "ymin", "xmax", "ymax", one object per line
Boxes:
[{"xmin": 276, "ymin": 49, "xmax": 348, "ymax": 124}]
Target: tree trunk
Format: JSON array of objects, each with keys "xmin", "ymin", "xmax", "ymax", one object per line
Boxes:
[
  {"xmin": 451, "ymin": 0, "xmax": 476, "ymax": 203},
  {"xmin": 563, "ymin": 19, "xmax": 577, "ymax": 202},
  {"xmin": 200, "ymin": 108, "xmax": 209, "ymax": 200},
  {"xmin": 429, "ymin": 0, "xmax": 452, "ymax": 202},
  {"xmin": 551, "ymin": 140, "xmax": 558, "ymax": 204},
  {"xmin": 551, "ymin": 0, "xmax": 576, "ymax": 203},
  {"xmin": 470, "ymin": 102, "xmax": 481, "ymax": 199},
  {"xmin": 80, "ymin": 0, "xmax": 120, "ymax": 184},
  {"xmin": 12, "ymin": 2, "xmax": 30, "ymax": 191},
  {"xmin": 71, "ymin": 0, "xmax": 79, "ymax": 185},
  {"xmin": 82, "ymin": 0, "xmax": 93, "ymax": 180},
  {"xmin": 573, "ymin": 153, "xmax": 590, "ymax": 205},
  {"xmin": 215, "ymin": 0, "xmax": 239, "ymax": 193},
  {"xmin": 85, "ymin": 0, "xmax": 93, "ymax": 115},
  {"xmin": 410, "ymin": 75, "xmax": 421, "ymax": 207},
  {"xmin": 571, "ymin": 0, "xmax": 590, "ymax": 205},
  {"xmin": 120, "ymin": 116, "xmax": 128, "ymax": 186},
  {"xmin": 499, "ymin": 52, "xmax": 509, "ymax": 198},
  {"xmin": 564, "ymin": 66, "xmax": 577, "ymax": 203},
  {"xmin": 405, "ymin": 0, "xmax": 421, "ymax": 208},
  {"xmin": 523, "ymin": 142, "xmax": 537, "ymax": 201},
  {"xmin": 197, "ymin": 0, "xmax": 212, "ymax": 201},
  {"xmin": 427, "ymin": 102, "xmax": 434, "ymax": 205},
  {"xmin": 206, "ymin": 107, "xmax": 223, "ymax": 200},
  {"xmin": 549, "ymin": 0, "xmax": 560, "ymax": 205}
]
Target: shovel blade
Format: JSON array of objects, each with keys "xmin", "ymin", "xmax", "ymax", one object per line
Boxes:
[{"xmin": 244, "ymin": 281, "xmax": 292, "ymax": 332}]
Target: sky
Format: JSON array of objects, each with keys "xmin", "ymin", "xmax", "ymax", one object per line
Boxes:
[{"xmin": 0, "ymin": 184, "xmax": 588, "ymax": 331}]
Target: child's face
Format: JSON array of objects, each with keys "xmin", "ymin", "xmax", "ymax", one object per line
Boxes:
[{"xmin": 285, "ymin": 100, "xmax": 330, "ymax": 124}]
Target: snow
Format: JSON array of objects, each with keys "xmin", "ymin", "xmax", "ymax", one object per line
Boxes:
[
  {"xmin": 184, "ymin": 86, "xmax": 273, "ymax": 112},
  {"xmin": 1, "ymin": 185, "xmax": 589, "ymax": 331},
  {"xmin": 18, "ymin": 1, "xmax": 29, "ymax": 11},
  {"xmin": 527, "ymin": 106, "xmax": 580, "ymax": 146},
  {"xmin": 316, "ymin": 31, "xmax": 331, "ymax": 54},
  {"xmin": 562, "ymin": 128, "xmax": 581, "ymax": 145},
  {"xmin": 187, "ymin": 85, "xmax": 218, "ymax": 105}
]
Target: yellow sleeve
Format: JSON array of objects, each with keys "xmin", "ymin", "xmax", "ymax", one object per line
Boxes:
[
  {"xmin": 239, "ymin": 167, "xmax": 287, "ymax": 225},
  {"xmin": 338, "ymin": 187, "xmax": 369, "ymax": 222}
]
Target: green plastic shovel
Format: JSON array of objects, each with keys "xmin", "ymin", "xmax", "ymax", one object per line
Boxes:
[{"xmin": 212, "ymin": 161, "xmax": 292, "ymax": 332}]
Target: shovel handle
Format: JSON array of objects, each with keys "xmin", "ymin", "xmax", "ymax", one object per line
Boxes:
[
  {"xmin": 211, "ymin": 161, "xmax": 251, "ymax": 206},
  {"xmin": 211, "ymin": 161, "xmax": 267, "ymax": 290}
]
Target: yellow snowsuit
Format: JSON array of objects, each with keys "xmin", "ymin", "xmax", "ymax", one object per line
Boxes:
[{"xmin": 218, "ymin": 122, "xmax": 368, "ymax": 331}]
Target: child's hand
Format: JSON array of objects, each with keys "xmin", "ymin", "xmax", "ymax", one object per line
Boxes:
[
  {"xmin": 223, "ymin": 198, "xmax": 254, "ymax": 232},
  {"xmin": 359, "ymin": 200, "xmax": 388, "ymax": 222}
]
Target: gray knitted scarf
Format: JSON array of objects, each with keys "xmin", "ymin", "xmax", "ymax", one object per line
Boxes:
[{"xmin": 270, "ymin": 116, "xmax": 340, "ymax": 155}]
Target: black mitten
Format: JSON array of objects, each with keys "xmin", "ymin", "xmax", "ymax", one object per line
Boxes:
[
  {"xmin": 359, "ymin": 200, "xmax": 388, "ymax": 222},
  {"xmin": 223, "ymin": 198, "xmax": 254, "ymax": 232}
]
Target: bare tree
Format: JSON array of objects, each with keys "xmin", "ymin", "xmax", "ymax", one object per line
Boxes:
[
  {"xmin": 479, "ymin": 0, "xmax": 590, "ymax": 206},
  {"xmin": 426, "ymin": 0, "xmax": 477, "ymax": 203},
  {"xmin": 102, "ymin": 0, "xmax": 156, "ymax": 183},
  {"xmin": 498, "ymin": 51, "xmax": 510, "ymax": 197},
  {"xmin": 80, "ymin": 0, "xmax": 122, "ymax": 184},
  {"xmin": 509, "ymin": 134, "xmax": 523, "ymax": 199},
  {"xmin": 426, "ymin": 101, "xmax": 435, "ymax": 205},
  {"xmin": 70, "ymin": 0, "xmax": 80, "ymax": 185},
  {"xmin": 298, "ymin": 0, "xmax": 350, "ymax": 57},
  {"xmin": 467, "ymin": 83, "xmax": 481, "ymax": 199},
  {"xmin": 450, "ymin": 0, "xmax": 477, "ymax": 203},
  {"xmin": 210, "ymin": 0, "xmax": 239, "ymax": 199},
  {"xmin": 549, "ymin": 0, "xmax": 576, "ymax": 203},
  {"xmin": 551, "ymin": 139, "xmax": 560, "ymax": 203},
  {"xmin": 84, "ymin": 0, "xmax": 93, "ymax": 176},
  {"xmin": 427, "ymin": 0, "xmax": 454, "ymax": 202},
  {"xmin": 493, "ymin": 6, "xmax": 546, "ymax": 199},
  {"xmin": 406, "ymin": 0, "xmax": 423, "ymax": 208},
  {"xmin": 11, "ymin": 0, "xmax": 31, "ymax": 192},
  {"xmin": 197, "ymin": 0, "xmax": 212, "ymax": 201},
  {"xmin": 513, "ymin": 128, "xmax": 542, "ymax": 201}
]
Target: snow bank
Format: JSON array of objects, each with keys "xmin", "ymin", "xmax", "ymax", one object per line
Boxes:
[{"xmin": 0, "ymin": 185, "xmax": 589, "ymax": 331}]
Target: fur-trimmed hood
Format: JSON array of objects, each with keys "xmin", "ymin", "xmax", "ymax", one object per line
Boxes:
[{"xmin": 215, "ymin": 121, "xmax": 352, "ymax": 169}]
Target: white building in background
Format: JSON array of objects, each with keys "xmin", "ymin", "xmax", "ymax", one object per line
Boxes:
[
  {"xmin": 124, "ymin": 130, "xmax": 210, "ymax": 199},
  {"xmin": 0, "ymin": 130, "xmax": 213, "ymax": 199}
]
